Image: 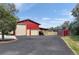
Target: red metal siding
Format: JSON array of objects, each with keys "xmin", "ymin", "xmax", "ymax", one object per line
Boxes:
[
  {"xmin": 63, "ymin": 29, "xmax": 70, "ymax": 36},
  {"xmin": 18, "ymin": 21, "xmax": 39, "ymax": 30},
  {"xmin": 26, "ymin": 21, "xmax": 39, "ymax": 29}
]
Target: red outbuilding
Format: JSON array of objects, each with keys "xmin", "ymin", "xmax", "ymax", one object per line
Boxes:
[
  {"xmin": 63, "ymin": 28, "xmax": 70, "ymax": 36},
  {"xmin": 16, "ymin": 19, "xmax": 40, "ymax": 36},
  {"xmin": 57, "ymin": 28, "xmax": 70, "ymax": 36}
]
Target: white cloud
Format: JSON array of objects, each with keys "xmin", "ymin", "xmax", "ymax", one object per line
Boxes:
[
  {"xmin": 41, "ymin": 17, "xmax": 51, "ymax": 20},
  {"xmin": 15, "ymin": 3, "xmax": 37, "ymax": 15},
  {"xmin": 23, "ymin": 4, "xmax": 36, "ymax": 11},
  {"xmin": 60, "ymin": 9, "xmax": 74, "ymax": 18},
  {"xmin": 16, "ymin": 3, "xmax": 36, "ymax": 12},
  {"xmin": 35, "ymin": 15, "xmax": 74, "ymax": 28},
  {"xmin": 41, "ymin": 17, "xmax": 73, "ymax": 22},
  {"xmin": 15, "ymin": 3, "xmax": 23, "ymax": 9}
]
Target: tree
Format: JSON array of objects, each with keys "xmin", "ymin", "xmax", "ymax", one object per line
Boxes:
[
  {"xmin": 0, "ymin": 3, "xmax": 18, "ymax": 15},
  {"xmin": 72, "ymin": 4, "xmax": 79, "ymax": 17},
  {"xmin": 61, "ymin": 21, "xmax": 70, "ymax": 29},
  {"xmin": 70, "ymin": 3, "xmax": 79, "ymax": 35},
  {"xmin": 69, "ymin": 19, "xmax": 79, "ymax": 35},
  {"xmin": 0, "ymin": 5, "xmax": 18, "ymax": 40}
]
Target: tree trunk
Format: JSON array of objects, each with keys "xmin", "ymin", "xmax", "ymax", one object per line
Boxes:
[
  {"xmin": 13, "ymin": 30, "xmax": 15, "ymax": 35},
  {"xmin": 2, "ymin": 30, "xmax": 4, "ymax": 40}
]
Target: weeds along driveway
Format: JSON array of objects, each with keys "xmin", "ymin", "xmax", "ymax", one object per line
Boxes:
[{"xmin": 0, "ymin": 35, "xmax": 74, "ymax": 55}]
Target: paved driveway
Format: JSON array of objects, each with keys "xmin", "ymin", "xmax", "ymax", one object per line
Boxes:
[{"xmin": 0, "ymin": 35, "xmax": 74, "ymax": 55}]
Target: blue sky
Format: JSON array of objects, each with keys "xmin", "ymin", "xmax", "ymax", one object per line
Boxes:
[{"xmin": 15, "ymin": 3, "xmax": 76, "ymax": 28}]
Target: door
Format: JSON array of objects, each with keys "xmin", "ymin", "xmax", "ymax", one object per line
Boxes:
[
  {"xmin": 15, "ymin": 24, "xmax": 26, "ymax": 36},
  {"xmin": 31, "ymin": 30, "xmax": 39, "ymax": 36}
]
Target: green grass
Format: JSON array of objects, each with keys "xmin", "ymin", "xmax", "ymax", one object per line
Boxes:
[
  {"xmin": 70, "ymin": 35, "xmax": 79, "ymax": 41},
  {"xmin": 61, "ymin": 36, "xmax": 79, "ymax": 55}
]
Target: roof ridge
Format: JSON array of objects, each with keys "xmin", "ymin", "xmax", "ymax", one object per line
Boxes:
[{"xmin": 17, "ymin": 19, "xmax": 40, "ymax": 25}]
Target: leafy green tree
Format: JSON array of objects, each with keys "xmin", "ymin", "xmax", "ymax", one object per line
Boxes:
[
  {"xmin": 69, "ymin": 19, "xmax": 79, "ymax": 35},
  {"xmin": 72, "ymin": 4, "xmax": 79, "ymax": 17},
  {"xmin": 0, "ymin": 3, "xmax": 18, "ymax": 15},
  {"xmin": 61, "ymin": 21, "xmax": 70, "ymax": 29},
  {"xmin": 0, "ymin": 5, "xmax": 18, "ymax": 40},
  {"xmin": 70, "ymin": 4, "xmax": 79, "ymax": 35}
]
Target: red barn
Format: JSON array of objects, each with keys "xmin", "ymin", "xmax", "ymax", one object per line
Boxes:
[{"xmin": 15, "ymin": 19, "xmax": 40, "ymax": 36}]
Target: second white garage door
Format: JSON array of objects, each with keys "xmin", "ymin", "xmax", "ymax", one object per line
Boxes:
[{"xmin": 31, "ymin": 30, "xmax": 39, "ymax": 36}]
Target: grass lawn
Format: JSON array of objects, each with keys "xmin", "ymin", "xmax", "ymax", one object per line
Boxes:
[
  {"xmin": 61, "ymin": 36, "xmax": 79, "ymax": 55},
  {"xmin": 70, "ymin": 35, "xmax": 79, "ymax": 41}
]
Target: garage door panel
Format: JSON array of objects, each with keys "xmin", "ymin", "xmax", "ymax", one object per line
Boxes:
[
  {"xmin": 15, "ymin": 24, "xmax": 26, "ymax": 36},
  {"xmin": 31, "ymin": 30, "xmax": 39, "ymax": 36}
]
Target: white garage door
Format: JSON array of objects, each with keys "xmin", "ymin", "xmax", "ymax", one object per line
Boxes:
[
  {"xmin": 31, "ymin": 30, "xmax": 39, "ymax": 36},
  {"xmin": 15, "ymin": 24, "xmax": 26, "ymax": 36}
]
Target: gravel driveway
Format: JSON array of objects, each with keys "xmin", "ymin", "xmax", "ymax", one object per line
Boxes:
[{"xmin": 0, "ymin": 35, "xmax": 74, "ymax": 55}]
